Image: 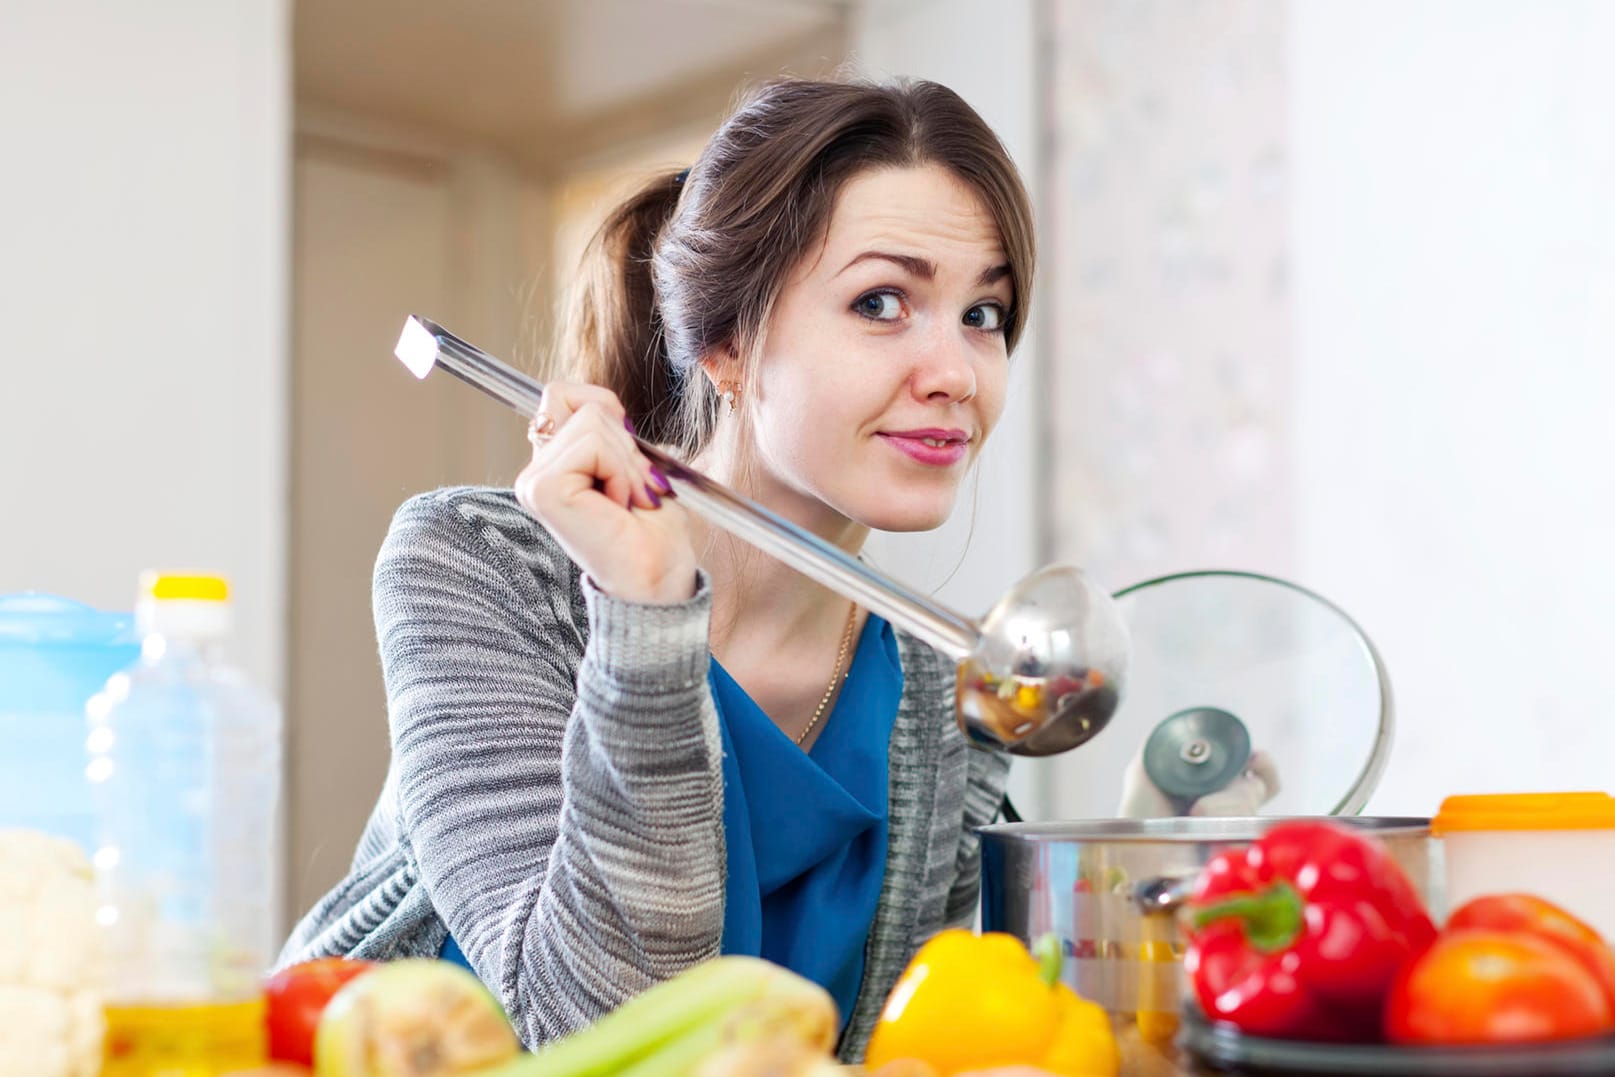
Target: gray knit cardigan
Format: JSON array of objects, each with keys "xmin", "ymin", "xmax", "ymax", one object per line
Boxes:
[{"xmin": 276, "ymin": 487, "xmax": 1010, "ymax": 1060}]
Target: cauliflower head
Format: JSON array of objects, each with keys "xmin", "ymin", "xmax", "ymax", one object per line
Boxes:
[{"xmin": 0, "ymin": 829, "xmax": 104, "ymax": 1077}]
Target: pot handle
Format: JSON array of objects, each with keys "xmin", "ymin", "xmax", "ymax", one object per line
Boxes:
[{"xmin": 1131, "ymin": 871, "xmax": 1200, "ymax": 915}]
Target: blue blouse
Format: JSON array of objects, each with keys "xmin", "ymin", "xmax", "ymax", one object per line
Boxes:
[
  {"xmin": 709, "ymin": 613, "xmax": 902, "ymax": 1024},
  {"xmin": 441, "ymin": 614, "xmax": 903, "ymax": 1028}
]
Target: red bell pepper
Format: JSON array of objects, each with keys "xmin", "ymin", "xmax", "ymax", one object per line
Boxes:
[{"xmin": 1184, "ymin": 820, "xmax": 1437, "ymax": 1041}]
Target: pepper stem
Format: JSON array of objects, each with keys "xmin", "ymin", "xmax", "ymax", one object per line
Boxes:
[
  {"xmin": 1190, "ymin": 880, "xmax": 1305, "ymax": 954},
  {"xmin": 1032, "ymin": 933, "xmax": 1064, "ymax": 988}
]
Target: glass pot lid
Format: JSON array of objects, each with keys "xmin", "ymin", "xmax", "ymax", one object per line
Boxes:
[{"xmin": 1047, "ymin": 570, "xmax": 1392, "ymax": 820}]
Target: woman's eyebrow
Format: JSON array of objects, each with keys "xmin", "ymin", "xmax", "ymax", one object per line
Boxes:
[
  {"xmin": 834, "ymin": 250, "xmax": 1013, "ymax": 288},
  {"xmin": 836, "ymin": 250, "xmax": 936, "ymax": 279}
]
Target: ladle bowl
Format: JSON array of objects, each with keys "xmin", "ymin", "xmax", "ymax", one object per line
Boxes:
[{"xmin": 959, "ymin": 563, "xmax": 1130, "ymax": 755}]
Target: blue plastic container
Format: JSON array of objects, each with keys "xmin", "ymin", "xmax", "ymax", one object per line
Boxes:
[{"xmin": 0, "ymin": 593, "xmax": 141, "ymax": 852}]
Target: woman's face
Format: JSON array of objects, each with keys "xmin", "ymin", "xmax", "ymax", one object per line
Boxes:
[{"xmin": 742, "ymin": 164, "xmax": 1014, "ymax": 533}]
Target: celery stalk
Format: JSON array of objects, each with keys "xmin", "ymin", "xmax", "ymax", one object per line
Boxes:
[{"xmin": 483, "ymin": 957, "xmax": 835, "ymax": 1077}]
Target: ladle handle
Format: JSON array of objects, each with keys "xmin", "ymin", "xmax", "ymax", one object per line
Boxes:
[{"xmin": 400, "ymin": 316, "xmax": 983, "ymax": 659}]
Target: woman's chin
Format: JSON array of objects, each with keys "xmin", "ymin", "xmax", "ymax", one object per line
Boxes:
[{"xmin": 857, "ymin": 494, "xmax": 958, "ymax": 534}]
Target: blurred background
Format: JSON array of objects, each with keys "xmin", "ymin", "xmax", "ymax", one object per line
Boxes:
[{"xmin": 3, "ymin": 0, "xmax": 1613, "ymax": 932}]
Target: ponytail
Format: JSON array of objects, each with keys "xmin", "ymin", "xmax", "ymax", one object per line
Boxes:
[{"xmin": 557, "ymin": 168, "xmax": 686, "ymax": 445}]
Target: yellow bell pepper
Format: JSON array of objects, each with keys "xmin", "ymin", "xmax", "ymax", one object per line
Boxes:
[{"xmin": 863, "ymin": 930, "xmax": 1119, "ymax": 1077}]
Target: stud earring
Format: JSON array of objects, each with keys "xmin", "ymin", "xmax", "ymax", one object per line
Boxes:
[{"xmin": 718, "ymin": 381, "xmax": 739, "ymax": 414}]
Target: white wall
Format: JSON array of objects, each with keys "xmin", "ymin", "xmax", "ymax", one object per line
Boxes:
[
  {"xmin": 1035, "ymin": 1, "xmax": 1295, "ymax": 820},
  {"xmin": 1291, "ymin": 0, "xmax": 1615, "ymax": 814},
  {"xmin": 848, "ymin": 0, "xmax": 1047, "ymax": 814},
  {"xmin": 284, "ymin": 109, "xmax": 552, "ymax": 918},
  {"xmin": 0, "ymin": 0, "xmax": 291, "ymax": 695}
]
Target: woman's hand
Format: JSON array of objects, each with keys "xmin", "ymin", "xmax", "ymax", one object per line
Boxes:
[
  {"xmin": 1185, "ymin": 750, "xmax": 1281, "ymax": 817},
  {"xmin": 515, "ymin": 381, "xmax": 696, "ymax": 604},
  {"xmin": 1116, "ymin": 748, "xmax": 1282, "ymax": 818}
]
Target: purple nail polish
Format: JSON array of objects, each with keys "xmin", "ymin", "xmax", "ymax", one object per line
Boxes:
[
  {"xmin": 623, "ymin": 416, "xmax": 636, "ymax": 434},
  {"xmin": 643, "ymin": 484, "xmax": 662, "ymax": 508},
  {"xmin": 650, "ymin": 467, "xmax": 673, "ymax": 495}
]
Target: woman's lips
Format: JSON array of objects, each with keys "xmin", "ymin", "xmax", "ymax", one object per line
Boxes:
[{"xmin": 877, "ymin": 430, "xmax": 969, "ymax": 467}]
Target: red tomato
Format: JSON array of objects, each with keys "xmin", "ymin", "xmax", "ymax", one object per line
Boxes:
[
  {"xmin": 1386, "ymin": 929, "xmax": 1614, "ymax": 1045},
  {"xmin": 264, "ymin": 957, "xmax": 378, "ymax": 1064},
  {"xmin": 1447, "ymin": 893, "xmax": 1615, "ymax": 1011}
]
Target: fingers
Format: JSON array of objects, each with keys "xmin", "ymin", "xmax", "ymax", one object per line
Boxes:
[
  {"xmin": 1245, "ymin": 750, "xmax": 1282, "ymax": 799},
  {"xmin": 519, "ymin": 408, "xmax": 648, "ymax": 513},
  {"xmin": 1116, "ymin": 745, "xmax": 1283, "ymax": 819},
  {"xmin": 1189, "ymin": 753, "xmax": 1280, "ymax": 818},
  {"xmin": 527, "ymin": 381, "xmax": 627, "ymax": 459},
  {"xmin": 538, "ymin": 381, "xmax": 627, "ymax": 431},
  {"xmin": 516, "ymin": 383, "xmax": 667, "ymax": 518},
  {"xmin": 507, "ymin": 381, "xmax": 696, "ymax": 603},
  {"xmin": 565, "ymin": 404, "xmax": 657, "ymax": 509},
  {"xmin": 1116, "ymin": 748, "xmax": 1177, "ymax": 819},
  {"xmin": 1188, "ymin": 780, "xmax": 1265, "ymax": 818}
]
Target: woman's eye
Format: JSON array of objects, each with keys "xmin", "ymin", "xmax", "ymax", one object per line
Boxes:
[
  {"xmin": 964, "ymin": 303, "xmax": 1006, "ymax": 332},
  {"xmin": 854, "ymin": 291, "xmax": 904, "ymax": 321}
]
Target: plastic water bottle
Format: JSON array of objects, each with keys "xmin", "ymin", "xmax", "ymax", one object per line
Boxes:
[{"xmin": 86, "ymin": 573, "xmax": 282, "ymax": 1075}]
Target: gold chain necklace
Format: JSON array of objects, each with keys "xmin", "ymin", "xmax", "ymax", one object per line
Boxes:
[{"xmin": 795, "ymin": 602, "xmax": 860, "ymax": 746}]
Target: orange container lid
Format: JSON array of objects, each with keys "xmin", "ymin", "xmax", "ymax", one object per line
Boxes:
[{"xmin": 1433, "ymin": 792, "xmax": 1615, "ymax": 834}]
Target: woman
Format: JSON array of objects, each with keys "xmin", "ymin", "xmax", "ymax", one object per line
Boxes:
[{"xmin": 279, "ymin": 77, "xmax": 1031, "ymax": 1060}]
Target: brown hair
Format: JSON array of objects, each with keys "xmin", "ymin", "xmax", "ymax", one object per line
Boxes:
[{"xmin": 559, "ymin": 77, "xmax": 1036, "ymax": 457}]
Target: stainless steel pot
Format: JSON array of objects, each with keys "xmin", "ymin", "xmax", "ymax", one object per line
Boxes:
[{"xmin": 979, "ymin": 817, "xmax": 1439, "ymax": 1074}]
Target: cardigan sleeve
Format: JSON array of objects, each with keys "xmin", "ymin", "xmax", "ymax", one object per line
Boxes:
[{"xmin": 372, "ymin": 491, "xmax": 726, "ymax": 1046}]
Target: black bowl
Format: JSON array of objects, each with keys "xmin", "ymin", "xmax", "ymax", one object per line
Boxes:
[{"xmin": 1179, "ymin": 1008, "xmax": 1615, "ymax": 1076}]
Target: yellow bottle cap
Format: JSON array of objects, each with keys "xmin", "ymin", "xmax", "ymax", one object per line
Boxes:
[
  {"xmin": 1433, "ymin": 792, "xmax": 1615, "ymax": 834},
  {"xmin": 140, "ymin": 573, "xmax": 230, "ymax": 603}
]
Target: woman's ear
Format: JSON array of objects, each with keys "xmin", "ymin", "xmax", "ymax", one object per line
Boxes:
[{"xmin": 697, "ymin": 341, "xmax": 741, "ymax": 388}]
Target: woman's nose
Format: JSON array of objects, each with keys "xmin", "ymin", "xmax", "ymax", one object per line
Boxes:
[{"xmin": 911, "ymin": 326, "xmax": 977, "ymax": 403}]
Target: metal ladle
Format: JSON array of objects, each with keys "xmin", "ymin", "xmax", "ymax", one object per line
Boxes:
[{"xmin": 395, "ymin": 315, "xmax": 1131, "ymax": 756}]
